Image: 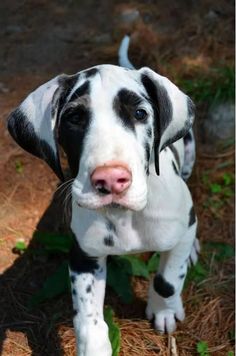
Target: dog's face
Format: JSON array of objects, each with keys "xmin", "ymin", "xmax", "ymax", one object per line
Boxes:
[{"xmin": 8, "ymin": 65, "xmax": 194, "ymax": 211}]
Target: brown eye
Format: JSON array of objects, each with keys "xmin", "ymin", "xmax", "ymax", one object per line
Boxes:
[{"xmin": 134, "ymin": 109, "xmax": 147, "ymax": 121}]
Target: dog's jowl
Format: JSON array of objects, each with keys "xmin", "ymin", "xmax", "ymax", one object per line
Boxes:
[{"xmin": 7, "ymin": 37, "xmax": 199, "ymax": 356}]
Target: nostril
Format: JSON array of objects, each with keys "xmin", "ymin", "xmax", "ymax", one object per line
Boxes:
[
  {"xmin": 117, "ymin": 178, "xmax": 129, "ymax": 184},
  {"xmin": 94, "ymin": 180, "xmax": 111, "ymax": 195}
]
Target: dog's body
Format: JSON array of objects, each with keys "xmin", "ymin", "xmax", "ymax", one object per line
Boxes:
[{"xmin": 8, "ymin": 36, "xmax": 198, "ymax": 356}]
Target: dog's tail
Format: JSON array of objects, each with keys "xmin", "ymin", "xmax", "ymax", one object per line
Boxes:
[{"xmin": 118, "ymin": 35, "xmax": 135, "ymax": 69}]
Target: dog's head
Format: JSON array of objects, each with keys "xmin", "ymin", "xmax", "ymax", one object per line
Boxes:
[{"xmin": 8, "ymin": 65, "xmax": 195, "ymax": 211}]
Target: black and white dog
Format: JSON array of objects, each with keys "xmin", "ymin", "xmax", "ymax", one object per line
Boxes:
[{"xmin": 8, "ymin": 36, "xmax": 199, "ymax": 356}]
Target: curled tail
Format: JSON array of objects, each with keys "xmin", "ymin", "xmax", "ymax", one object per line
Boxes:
[
  {"xmin": 118, "ymin": 35, "xmax": 135, "ymax": 69},
  {"xmin": 181, "ymin": 129, "xmax": 196, "ymax": 181}
]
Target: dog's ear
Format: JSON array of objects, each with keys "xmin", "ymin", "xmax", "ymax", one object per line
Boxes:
[
  {"xmin": 7, "ymin": 74, "xmax": 79, "ymax": 181},
  {"xmin": 139, "ymin": 67, "xmax": 195, "ymax": 175}
]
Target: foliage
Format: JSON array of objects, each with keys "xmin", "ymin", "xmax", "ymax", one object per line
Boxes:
[
  {"xmin": 14, "ymin": 240, "xmax": 27, "ymax": 252},
  {"xmin": 104, "ymin": 307, "xmax": 120, "ymax": 356},
  {"xmin": 15, "ymin": 160, "xmax": 24, "ymax": 174},
  {"xmin": 196, "ymin": 340, "xmax": 209, "ymax": 356},
  {"xmin": 178, "ymin": 66, "xmax": 235, "ymax": 105}
]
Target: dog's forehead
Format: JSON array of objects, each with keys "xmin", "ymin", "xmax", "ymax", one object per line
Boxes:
[{"xmin": 69, "ymin": 65, "xmax": 143, "ymax": 101}]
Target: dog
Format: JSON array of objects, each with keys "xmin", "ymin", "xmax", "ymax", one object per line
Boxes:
[{"xmin": 7, "ymin": 35, "xmax": 199, "ymax": 356}]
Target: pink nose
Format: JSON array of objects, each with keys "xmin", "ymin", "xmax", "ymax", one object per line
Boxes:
[{"xmin": 91, "ymin": 165, "xmax": 132, "ymax": 195}]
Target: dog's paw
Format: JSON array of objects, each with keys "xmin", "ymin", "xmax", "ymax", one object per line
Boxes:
[
  {"xmin": 188, "ymin": 237, "xmax": 200, "ymax": 267},
  {"xmin": 146, "ymin": 297, "xmax": 185, "ymax": 334},
  {"xmin": 77, "ymin": 320, "xmax": 112, "ymax": 356}
]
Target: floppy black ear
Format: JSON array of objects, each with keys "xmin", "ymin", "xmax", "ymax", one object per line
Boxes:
[
  {"xmin": 139, "ymin": 67, "xmax": 195, "ymax": 175},
  {"xmin": 7, "ymin": 74, "xmax": 79, "ymax": 181}
]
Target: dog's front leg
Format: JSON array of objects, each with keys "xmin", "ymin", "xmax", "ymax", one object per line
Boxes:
[
  {"xmin": 146, "ymin": 222, "xmax": 198, "ymax": 333},
  {"xmin": 69, "ymin": 241, "xmax": 112, "ymax": 356}
]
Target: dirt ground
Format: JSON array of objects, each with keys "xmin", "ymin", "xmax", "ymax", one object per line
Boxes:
[{"xmin": 0, "ymin": 0, "xmax": 234, "ymax": 355}]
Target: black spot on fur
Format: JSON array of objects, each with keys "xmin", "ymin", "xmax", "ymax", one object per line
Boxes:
[
  {"xmin": 71, "ymin": 275, "xmax": 76, "ymax": 283},
  {"xmin": 146, "ymin": 126, "xmax": 152, "ymax": 138},
  {"xmin": 113, "ymin": 89, "xmax": 145, "ymax": 130},
  {"xmin": 104, "ymin": 235, "xmax": 114, "ymax": 247},
  {"xmin": 183, "ymin": 130, "xmax": 193, "ymax": 144},
  {"xmin": 106, "ymin": 219, "xmax": 116, "ymax": 233},
  {"xmin": 153, "ymin": 274, "xmax": 175, "ymax": 298},
  {"xmin": 172, "ymin": 161, "xmax": 179, "ymax": 175},
  {"xmin": 84, "ymin": 68, "xmax": 98, "ymax": 78},
  {"xmin": 187, "ymin": 97, "xmax": 195, "ymax": 118},
  {"xmin": 69, "ymin": 238, "xmax": 98, "ymax": 274},
  {"xmin": 58, "ymin": 82, "xmax": 91, "ymax": 177},
  {"xmin": 179, "ymin": 274, "xmax": 186, "ymax": 279},
  {"xmin": 94, "ymin": 319, "xmax": 98, "ymax": 325},
  {"xmin": 189, "ymin": 206, "xmax": 196, "ymax": 227},
  {"xmin": 72, "ymin": 309, "xmax": 78, "ymax": 317},
  {"xmin": 72, "ymin": 288, "xmax": 77, "ymax": 295},
  {"xmin": 87, "ymin": 313, "xmax": 92, "ymax": 317},
  {"xmin": 86, "ymin": 285, "xmax": 92, "ymax": 293}
]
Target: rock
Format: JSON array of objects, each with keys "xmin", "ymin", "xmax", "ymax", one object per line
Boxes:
[{"xmin": 202, "ymin": 102, "xmax": 235, "ymax": 144}]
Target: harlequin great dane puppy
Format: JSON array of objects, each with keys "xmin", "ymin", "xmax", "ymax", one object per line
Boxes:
[{"xmin": 8, "ymin": 36, "xmax": 199, "ymax": 356}]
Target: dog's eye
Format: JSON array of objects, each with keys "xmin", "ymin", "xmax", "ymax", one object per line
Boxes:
[
  {"xmin": 134, "ymin": 109, "xmax": 147, "ymax": 122},
  {"xmin": 67, "ymin": 114, "xmax": 79, "ymax": 125}
]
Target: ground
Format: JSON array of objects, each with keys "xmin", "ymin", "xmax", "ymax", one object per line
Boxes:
[{"xmin": 0, "ymin": 1, "xmax": 234, "ymax": 355}]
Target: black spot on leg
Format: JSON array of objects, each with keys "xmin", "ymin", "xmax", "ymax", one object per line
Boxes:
[
  {"xmin": 86, "ymin": 285, "xmax": 92, "ymax": 293},
  {"xmin": 189, "ymin": 206, "xmax": 196, "ymax": 227},
  {"xmin": 72, "ymin": 288, "xmax": 77, "ymax": 295},
  {"xmin": 94, "ymin": 319, "xmax": 98, "ymax": 325},
  {"xmin": 72, "ymin": 309, "xmax": 78, "ymax": 317},
  {"xmin": 179, "ymin": 274, "xmax": 186, "ymax": 279},
  {"xmin": 153, "ymin": 274, "xmax": 175, "ymax": 298},
  {"xmin": 104, "ymin": 235, "xmax": 114, "ymax": 247}
]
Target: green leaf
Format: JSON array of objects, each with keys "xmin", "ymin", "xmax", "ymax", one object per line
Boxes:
[
  {"xmin": 107, "ymin": 257, "xmax": 133, "ymax": 304},
  {"xmin": 223, "ymin": 173, "xmax": 233, "ymax": 186},
  {"xmin": 15, "ymin": 240, "xmax": 27, "ymax": 251},
  {"xmin": 210, "ymin": 183, "xmax": 222, "ymax": 194},
  {"xmin": 29, "ymin": 260, "xmax": 69, "ymax": 307},
  {"xmin": 205, "ymin": 242, "xmax": 234, "ymax": 262},
  {"xmin": 120, "ymin": 255, "xmax": 149, "ymax": 278},
  {"xmin": 196, "ymin": 340, "xmax": 209, "ymax": 356},
  {"xmin": 15, "ymin": 160, "xmax": 24, "ymax": 173},
  {"xmin": 185, "ymin": 262, "xmax": 208, "ymax": 286},
  {"xmin": 227, "ymin": 351, "xmax": 234, "ymax": 356},
  {"xmin": 34, "ymin": 231, "xmax": 74, "ymax": 253},
  {"xmin": 147, "ymin": 253, "xmax": 160, "ymax": 273},
  {"xmin": 104, "ymin": 307, "xmax": 120, "ymax": 356}
]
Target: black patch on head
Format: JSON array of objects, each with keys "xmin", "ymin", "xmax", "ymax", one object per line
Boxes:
[
  {"xmin": 187, "ymin": 97, "xmax": 195, "ymax": 118},
  {"xmin": 68, "ymin": 81, "xmax": 90, "ymax": 103},
  {"xmin": 146, "ymin": 126, "xmax": 152, "ymax": 138},
  {"xmin": 172, "ymin": 161, "xmax": 179, "ymax": 175},
  {"xmin": 86, "ymin": 285, "xmax": 92, "ymax": 293},
  {"xmin": 145, "ymin": 141, "xmax": 151, "ymax": 175},
  {"xmin": 69, "ymin": 238, "xmax": 98, "ymax": 274},
  {"xmin": 169, "ymin": 144, "xmax": 180, "ymax": 171},
  {"xmin": 153, "ymin": 274, "xmax": 175, "ymax": 298},
  {"xmin": 113, "ymin": 89, "xmax": 144, "ymax": 131},
  {"xmin": 189, "ymin": 206, "xmax": 196, "ymax": 227},
  {"xmin": 179, "ymin": 274, "xmax": 185, "ymax": 279},
  {"xmin": 8, "ymin": 109, "xmax": 64, "ymax": 181},
  {"xmin": 106, "ymin": 219, "xmax": 116, "ymax": 233},
  {"xmin": 58, "ymin": 81, "xmax": 91, "ymax": 177},
  {"xmin": 84, "ymin": 68, "xmax": 99, "ymax": 78},
  {"xmin": 104, "ymin": 235, "xmax": 114, "ymax": 247}
]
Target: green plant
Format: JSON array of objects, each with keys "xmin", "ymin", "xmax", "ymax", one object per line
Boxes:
[
  {"xmin": 196, "ymin": 340, "xmax": 209, "ymax": 356},
  {"xmin": 104, "ymin": 307, "xmax": 120, "ymax": 356}
]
